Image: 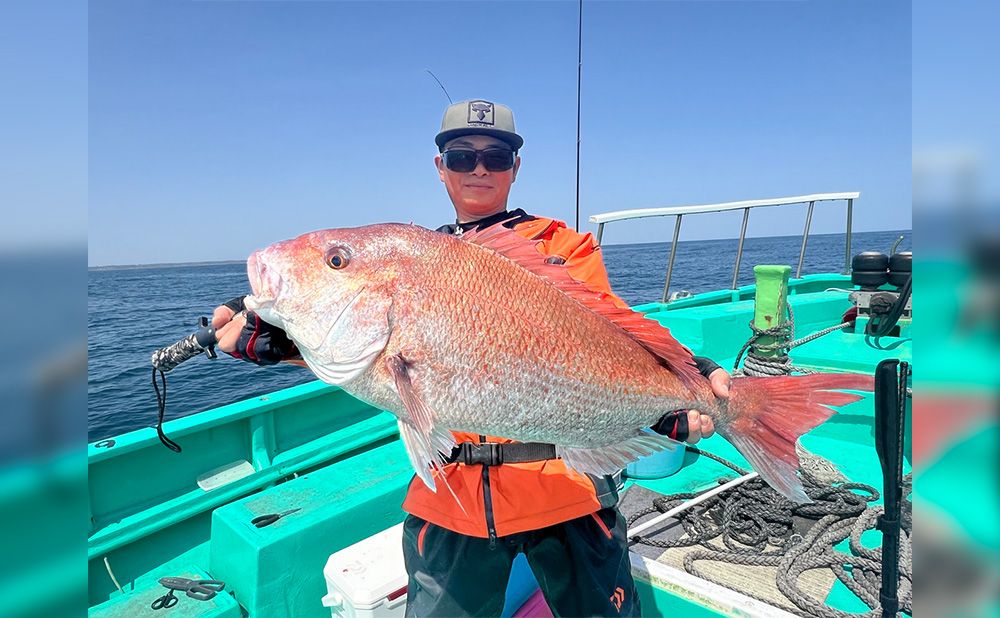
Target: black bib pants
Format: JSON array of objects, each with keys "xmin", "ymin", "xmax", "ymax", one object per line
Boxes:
[{"xmin": 402, "ymin": 507, "xmax": 640, "ymax": 617}]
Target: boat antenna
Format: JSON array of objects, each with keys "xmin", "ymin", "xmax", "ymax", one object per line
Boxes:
[
  {"xmin": 574, "ymin": 0, "xmax": 583, "ymax": 231},
  {"xmin": 426, "ymin": 70, "xmax": 453, "ymax": 104}
]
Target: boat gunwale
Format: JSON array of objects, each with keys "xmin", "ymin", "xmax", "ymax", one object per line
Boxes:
[{"xmin": 88, "ymin": 380, "xmax": 342, "ymax": 461}]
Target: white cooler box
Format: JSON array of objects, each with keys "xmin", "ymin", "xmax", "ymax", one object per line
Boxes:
[{"xmin": 322, "ymin": 523, "xmax": 408, "ymax": 618}]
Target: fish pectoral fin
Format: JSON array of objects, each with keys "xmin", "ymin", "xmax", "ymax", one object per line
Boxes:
[
  {"xmin": 557, "ymin": 432, "xmax": 679, "ymax": 477},
  {"xmin": 386, "ymin": 353, "xmax": 438, "ymax": 437},
  {"xmin": 386, "ymin": 351, "xmax": 457, "ymax": 466},
  {"xmin": 396, "ymin": 420, "xmax": 466, "ymax": 516},
  {"xmin": 397, "ymin": 420, "xmax": 439, "ymax": 491}
]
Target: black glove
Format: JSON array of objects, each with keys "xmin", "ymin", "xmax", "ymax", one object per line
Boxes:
[
  {"xmin": 692, "ymin": 355, "xmax": 722, "ymax": 378},
  {"xmin": 651, "ymin": 356, "xmax": 723, "ymax": 441},
  {"xmin": 222, "ymin": 297, "xmax": 297, "ymax": 366}
]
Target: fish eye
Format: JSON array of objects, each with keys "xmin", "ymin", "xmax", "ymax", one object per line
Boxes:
[{"xmin": 326, "ymin": 247, "xmax": 350, "ymax": 270}]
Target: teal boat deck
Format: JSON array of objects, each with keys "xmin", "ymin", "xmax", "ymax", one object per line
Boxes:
[{"xmin": 88, "ymin": 273, "xmax": 911, "ymax": 617}]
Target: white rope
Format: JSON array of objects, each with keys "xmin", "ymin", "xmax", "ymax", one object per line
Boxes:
[{"xmin": 104, "ymin": 556, "xmax": 123, "ymax": 593}]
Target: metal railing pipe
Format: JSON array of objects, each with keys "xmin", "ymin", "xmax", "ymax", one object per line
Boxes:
[
  {"xmin": 844, "ymin": 198, "xmax": 854, "ymax": 274},
  {"xmin": 732, "ymin": 207, "xmax": 751, "ymax": 289},
  {"xmin": 587, "ymin": 192, "xmax": 860, "ymax": 298},
  {"xmin": 661, "ymin": 215, "xmax": 683, "ymax": 302},
  {"xmin": 796, "ymin": 201, "xmax": 815, "ymax": 278}
]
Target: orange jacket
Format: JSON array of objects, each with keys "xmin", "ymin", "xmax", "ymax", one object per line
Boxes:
[{"xmin": 402, "ymin": 213, "xmax": 630, "ymax": 539}]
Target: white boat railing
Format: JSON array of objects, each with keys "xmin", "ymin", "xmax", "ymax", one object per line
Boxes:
[{"xmin": 589, "ymin": 192, "xmax": 860, "ymax": 302}]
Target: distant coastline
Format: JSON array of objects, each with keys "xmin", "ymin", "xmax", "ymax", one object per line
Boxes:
[
  {"xmin": 88, "ymin": 228, "xmax": 911, "ymax": 270},
  {"xmin": 88, "ymin": 259, "xmax": 246, "ymax": 272}
]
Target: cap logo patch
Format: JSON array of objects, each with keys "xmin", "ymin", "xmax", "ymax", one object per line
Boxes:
[{"xmin": 468, "ymin": 100, "xmax": 495, "ymax": 126}]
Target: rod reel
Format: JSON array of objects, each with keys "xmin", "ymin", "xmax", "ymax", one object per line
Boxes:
[{"xmin": 148, "ymin": 317, "xmax": 219, "ymax": 452}]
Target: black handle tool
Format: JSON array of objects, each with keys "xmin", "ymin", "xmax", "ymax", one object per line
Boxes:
[
  {"xmin": 151, "ymin": 576, "xmax": 226, "ymax": 609},
  {"xmin": 251, "ymin": 508, "xmax": 302, "ymax": 528}
]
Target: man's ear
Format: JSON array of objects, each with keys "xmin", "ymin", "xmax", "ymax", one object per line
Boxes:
[
  {"xmin": 435, "ymin": 154, "xmax": 446, "ymax": 182},
  {"xmin": 511, "ymin": 155, "xmax": 521, "ymax": 182}
]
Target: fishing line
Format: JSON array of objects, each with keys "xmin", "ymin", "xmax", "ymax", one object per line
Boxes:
[{"xmin": 425, "ymin": 70, "xmax": 453, "ymax": 104}]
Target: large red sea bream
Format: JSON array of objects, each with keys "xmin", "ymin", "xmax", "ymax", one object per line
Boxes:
[{"xmin": 245, "ymin": 223, "xmax": 871, "ymax": 502}]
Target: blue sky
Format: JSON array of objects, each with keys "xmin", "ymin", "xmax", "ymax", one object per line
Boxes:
[
  {"xmin": 913, "ymin": 0, "xmax": 999, "ymax": 218},
  {"xmin": 1, "ymin": 0, "xmax": 86, "ymax": 251},
  {"xmin": 88, "ymin": 1, "xmax": 910, "ymax": 266}
]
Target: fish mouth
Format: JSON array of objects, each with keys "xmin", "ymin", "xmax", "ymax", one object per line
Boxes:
[{"xmin": 245, "ymin": 251, "xmax": 283, "ymax": 311}]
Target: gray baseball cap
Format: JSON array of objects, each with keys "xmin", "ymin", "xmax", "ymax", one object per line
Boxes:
[{"xmin": 435, "ymin": 100, "xmax": 524, "ymax": 152}]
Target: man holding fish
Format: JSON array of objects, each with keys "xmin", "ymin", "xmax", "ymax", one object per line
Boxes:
[{"xmin": 209, "ymin": 101, "xmax": 863, "ymax": 617}]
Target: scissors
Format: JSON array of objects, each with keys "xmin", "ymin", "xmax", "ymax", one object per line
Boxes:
[
  {"xmin": 251, "ymin": 508, "xmax": 301, "ymax": 528},
  {"xmin": 150, "ymin": 577, "xmax": 226, "ymax": 609}
]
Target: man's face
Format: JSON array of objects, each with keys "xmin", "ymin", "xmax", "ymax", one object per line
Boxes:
[{"xmin": 435, "ymin": 135, "xmax": 521, "ymax": 221}]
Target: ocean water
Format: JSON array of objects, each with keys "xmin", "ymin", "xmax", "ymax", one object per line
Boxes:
[{"xmin": 88, "ymin": 229, "xmax": 910, "ymax": 441}]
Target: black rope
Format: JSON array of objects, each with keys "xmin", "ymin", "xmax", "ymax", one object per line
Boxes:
[
  {"xmin": 627, "ymin": 464, "xmax": 884, "ymax": 548},
  {"xmin": 625, "ymin": 449, "xmax": 912, "ymax": 617},
  {"xmin": 866, "ymin": 275, "xmax": 911, "ymax": 339},
  {"xmin": 152, "ymin": 367, "xmax": 182, "ymax": 453},
  {"xmin": 683, "ymin": 445, "xmax": 749, "ymax": 475}
]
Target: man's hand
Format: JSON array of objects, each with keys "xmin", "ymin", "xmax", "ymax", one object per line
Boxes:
[
  {"xmin": 684, "ymin": 366, "xmax": 731, "ymax": 443},
  {"xmin": 212, "ymin": 296, "xmax": 297, "ymax": 365},
  {"xmin": 651, "ymin": 358, "xmax": 731, "ymax": 444},
  {"xmin": 212, "ymin": 297, "xmax": 247, "ymax": 352}
]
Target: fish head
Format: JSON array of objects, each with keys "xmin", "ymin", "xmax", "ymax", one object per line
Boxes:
[{"xmin": 244, "ymin": 224, "xmax": 419, "ymax": 381}]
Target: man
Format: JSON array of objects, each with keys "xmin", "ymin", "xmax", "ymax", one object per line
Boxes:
[{"xmin": 213, "ymin": 100, "xmax": 730, "ymax": 617}]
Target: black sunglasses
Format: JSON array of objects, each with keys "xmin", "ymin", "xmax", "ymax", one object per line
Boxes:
[{"xmin": 442, "ymin": 148, "xmax": 516, "ymax": 173}]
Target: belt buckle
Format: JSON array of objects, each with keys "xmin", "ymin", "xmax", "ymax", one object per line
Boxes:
[{"xmin": 463, "ymin": 443, "xmax": 502, "ymax": 466}]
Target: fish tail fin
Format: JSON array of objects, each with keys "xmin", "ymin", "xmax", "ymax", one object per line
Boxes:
[{"xmin": 720, "ymin": 373, "xmax": 873, "ymax": 502}]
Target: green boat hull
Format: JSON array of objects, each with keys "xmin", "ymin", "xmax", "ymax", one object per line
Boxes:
[{"xmin": 86, "ymin": 273, "xmax": 912, "ymax": 617}]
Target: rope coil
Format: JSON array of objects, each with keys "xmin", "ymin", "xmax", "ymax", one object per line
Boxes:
[
  {"xmin": 733, "ymin": 305, "xmax": 852, "ymax": 377},
  {"xmin": 627, "ymin": 453, "xmax": 912, "ymax": 618}
]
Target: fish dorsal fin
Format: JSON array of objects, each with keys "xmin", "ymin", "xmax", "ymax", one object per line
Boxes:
[{"xmin": 461, "ymin": 224, "xmax": 702, "ymax": 389}]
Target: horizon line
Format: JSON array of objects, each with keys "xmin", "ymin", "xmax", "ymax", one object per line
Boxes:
[{"xmin": 88, "ymin": 226, "xmax": 911, "ymax": 270}]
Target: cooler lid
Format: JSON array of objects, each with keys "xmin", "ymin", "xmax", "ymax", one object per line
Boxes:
[{"xmin": 324, "ymin": 523, "xmax": 408, "ymax": 605}]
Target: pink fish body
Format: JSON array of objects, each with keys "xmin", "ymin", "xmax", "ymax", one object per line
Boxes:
[{"xmin": 245, "ymin": 223, "xmax": 871, "ymax": 501}]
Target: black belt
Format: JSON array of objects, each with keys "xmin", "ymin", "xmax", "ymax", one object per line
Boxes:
[{"xmin": 445, "ymin": 442, "xmax": 558, "ymax": 467}]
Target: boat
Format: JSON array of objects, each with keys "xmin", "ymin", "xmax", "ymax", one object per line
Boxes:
[{"xmin": 87, "ymin": 192, "xmax": 912, "ymax": 617}]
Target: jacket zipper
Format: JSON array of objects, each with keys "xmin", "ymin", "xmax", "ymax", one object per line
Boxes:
[{"xmin": 479, "ymin": 434, "xmax": 498, "ymax": 549}]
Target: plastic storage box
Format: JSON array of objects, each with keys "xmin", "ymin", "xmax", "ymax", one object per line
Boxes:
[
  {"xmin": 322, "ymin": 523, "xmax": 408, "ymax": 618},
  {"xmin": 625, "ymin": 431, "xmax": 685, "ymax": 479},
  {"xmin": 322, "ymin": 525, "xmax": 548, "ymax": 618}
]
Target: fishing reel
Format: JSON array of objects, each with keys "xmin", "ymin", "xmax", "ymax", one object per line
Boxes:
[
  {"xmin": 849, "ymin": 251, "xmax": 912, "ymax": 337},
  {"xmin": 151, "ymin": 317, "xmax": 219, "ymax": 372},
  {"xmin": 149, "ymin": 316, "xmax": 219, "ymax": 453}
]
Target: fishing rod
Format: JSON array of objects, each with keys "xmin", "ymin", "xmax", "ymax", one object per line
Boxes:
[
  {"xmin": 874, "ymin": 358, "xmax": 908, "ymax": 618},
  {"xmin": 425, "ymin": 69, "xmax": 453, "ymax": 104},
  {"xmin": 148, "ymin": 317, "xmax": 220, "ymax": 452},
  {"xmin": 574, "ymin": 0, "xmax": 583, "ymax": 231}
]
